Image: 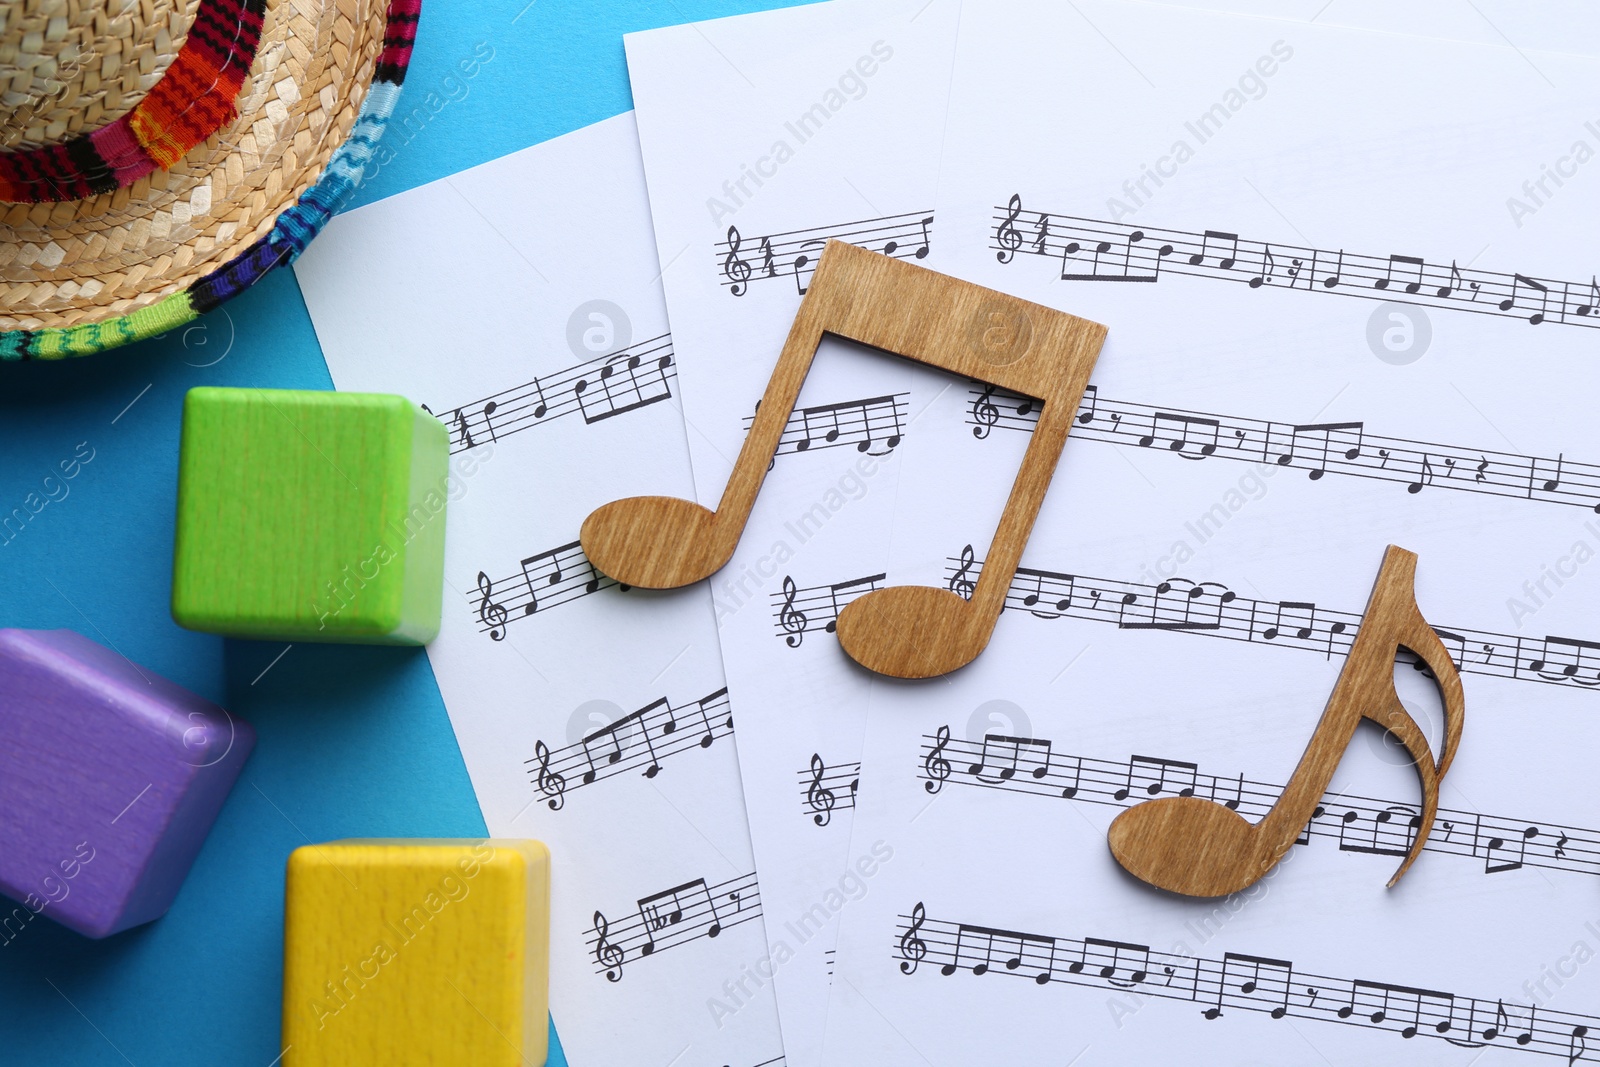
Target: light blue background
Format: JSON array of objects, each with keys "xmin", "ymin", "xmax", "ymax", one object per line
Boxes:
[{"xmin": 0, "ymin": 2, "xmax": 803, "ymax": 1062}]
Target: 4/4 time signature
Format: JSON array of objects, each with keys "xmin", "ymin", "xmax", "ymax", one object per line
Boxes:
[
  {"xmin": 994, "ymin": 196, "xmax": 1600, "ymax": 328},
  {"xmin": 526, "ymin": 687, "xmax": 734, "ymax": 811},
  {"xmin": 969, "ymin": 382, "xmax": 1600, "ymax": 515},
  {"xmin": 919, "ymin": 730, "xmax": 1599, "ymax": 880},
  {"xmin": 895, "ymin": 902, "xmax": 1595, "ymax": 1060}
]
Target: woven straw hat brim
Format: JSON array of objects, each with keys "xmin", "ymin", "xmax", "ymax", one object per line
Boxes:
[{"xmin": 1, "ymin": 0, "xmax": 414, "ymax": 347}]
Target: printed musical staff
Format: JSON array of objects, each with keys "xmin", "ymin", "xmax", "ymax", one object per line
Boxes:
[
  {"xmin": 776, "ymin": 551, "xmax": 1600, "ymax": 692},
  {"xmin": 916, "ymin": 734, "xmax": 1600, "ymax": 880},
  {"xmin": 424, "ymin": 334, "xmax": 675, "ymax": 454},
  {"xmin": 743, "ymin": 393, "xmax": 909, "ymax": 460},
  {"xmin": 968, "ymin": 383, "xmax": 1600, "ymax": 515},
  {"xmin": 769, "ymin": 572, "xmax": 886, "ymax": 647},
  {"xmin": 587, "ymin": 870, "xmax": 761, "ymax": 981},
  {"xmin": 717, "ymin": 211, "xmax": 935, "ymax": 296},
  {"xmin": 894, "ymin": 902, "xmax": 1599, "ymax": 1059},
  {"xmin": 472, "ymin": 540, "xmax": 627, "ymax": 638},
  {"xmin": 797, "ymin": 754, "xmax": 860, "ymax": 826},
  {"xmin": 525, "ymin": 687, "xmax": 734, "ymax": 810},
  {"xmin": 991, "ymin": 198, "xmax": 1600, "ymax": 329}
]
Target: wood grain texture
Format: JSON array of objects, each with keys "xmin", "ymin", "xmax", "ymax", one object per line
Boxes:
[
  {"xmin": 170, "ymin": 388, "xmax": 449, "ymax": 645},
  {"xmin": 1107, "ymin": 546, "xmax": 1466, "ymax": 898},
  {"xmin": 282, "ymin": 839, "xmax": 550, "ymax": 1067},
  {"xmin": 581, "ymin": 239, "xmax": 1107, "ymax": 677}
]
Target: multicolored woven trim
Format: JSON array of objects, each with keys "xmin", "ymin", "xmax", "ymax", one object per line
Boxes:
[
  {"xmin": 0, "ymin": 0, "xmax": 420, "ymax": 360},
  {"xmin": 0, "ymin": 0, "xmax": 269, "ymax": 204}
]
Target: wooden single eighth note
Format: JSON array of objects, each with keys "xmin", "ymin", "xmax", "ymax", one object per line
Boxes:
[
  {"xmin": 1108, "ymin": 546, "xmax": 1466, "ymax": 898},
  {"xmin": 581, "ymin": 240, "xmax": 1108, "ymax": 678}
]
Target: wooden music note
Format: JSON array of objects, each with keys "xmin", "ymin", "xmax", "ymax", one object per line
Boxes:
[
  {"xmin": 580, "ymin": 240, "xmax": 1107, "ymax": 678},
  {"xmin": 1107, "ymin": 546, "xmax": 1465, "ymax": 896}
]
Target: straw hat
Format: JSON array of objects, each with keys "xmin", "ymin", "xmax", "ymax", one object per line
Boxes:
[{"xmin": 0, "ymin": 0, "xmax": 421, "ymax": 359}]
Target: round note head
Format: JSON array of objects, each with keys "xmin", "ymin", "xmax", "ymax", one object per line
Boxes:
[
  {"xmin": 835, "ymin": 584, "xmax": 988, "ymax": 679},
  {"xmin": 1107, "ymin": 796, "xmax": 1265, "ymax": 898},
  {"xmin": 580, "ymin": 496, "xmax": 726, "ymax": 589}
]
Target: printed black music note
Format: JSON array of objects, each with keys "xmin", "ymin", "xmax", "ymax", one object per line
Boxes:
[
  {"xmin": 574, "ymin": 351, "xmax": 675, "ymax": 424},
  {"xmin": 723, "ymin": 226, "xmax": 751, "ymax": 297},
  {"xmin": 1578, "ymin": 276, "xmax": 1600, "ymax": 317},
  {"xmin": 1075, "ymin": 937, "xmax": 1150, "ymax": 987},
  {"xmin": 1211, "ymin": 953, "xmax": 1294, "ymax": 1019},
  {"xmin": 476, "ymin": 571, "xmax": 508, "ymax": 641},
  {"xmin": 996, "ymin": 195, "xmax": 1024, "ymax": 264},
  {"xmin": 1408, "ymin": 454, "xmax": 1437, "ymax": 494},
  {"xmin": 968, "ymin": 734, "xmax": 1052, "ymax": 784},
  {"xmin": 779, "ymin": 576, "xmax": 807, "ymax": 648},
  {"xmin": 1376, "ymin": 254, "xmax": 1426, "ymax": 294},
  {"xmin": 924, "ymin": 726, "xmax": 952, "ymax": 794},
  {"xmin": 1018, "ymin": 567, "xmax": 1074, "ymax": 618},
  {"xmin": 1483, "ymin": 825, "xmax": 1541, "ymax": 874},
  {"xmin": 824, "ymin": 575, "xmax": 884, "ymax": 633},
  {"xmin": 593, "ymin": 911, "xmax": 625, "ymax": 981},
  {"xmin": 899, "ymin": 903, "xmax": 929, "ymax": 974},
  {"xmin": 1260, "ymin": 600, "xmax": 1317, "ymax": 642},
  {"xmin": 949, "ymin": 924, "xmax": 1057, "ymax": 984},
  {"xmin": 1190, "ymin": 230, "xmax": 1239, "ymax": 270},
  {"xmin": 533, "ymin": 740, "xmax": 566, "ymax": 811},
  {"xmin": 1115, "ymin": 755, "xmax": 1199, "ymax": 801},
  {"xmin": 1291, "ymin": 421, "xmax": 1364, "ymax": 480},
  {"xmin": 637, "ymin": 879, "xmax": 721, "ymax": 955},
  {"xmin": 1322, "ymin": 249, "xmax": 1344, "ymax": 288},
  {"xmin": 1139, "ymin": 412, "xmax": 1221, "ymax": 458},
  {"xmin": 1248, "ymin": 244, "xmax": 1276, "ymax": 288},
  {"xmin": 1529, "ymin": 635, "xmax": 1600, "ymax": 685},
  {"xmin": 1500, "ymin": 273, "xmax": 1552, "ymax": 324},
  {"xmin": 790, "ymin": 239, "xmax": 827, "ymax": 296},
  {"xmin": 807, "ymin": 753, "xmax": 837, "ymax": 827}
]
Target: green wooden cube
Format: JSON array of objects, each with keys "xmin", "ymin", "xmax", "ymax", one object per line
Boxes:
[{"xmin": 171, "ymin": 388, "xmax": 449, "ymax": 645}]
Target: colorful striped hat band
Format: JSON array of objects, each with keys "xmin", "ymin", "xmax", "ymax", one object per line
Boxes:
[{"xmin": 0, "ymin": 0, "xmax": 421, "ymax": 359}]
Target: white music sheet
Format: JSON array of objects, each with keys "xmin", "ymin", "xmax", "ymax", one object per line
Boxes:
[
  {"xmin": 625, "ymin": 5, "xmax": 960, "ymax": 1064},
  {"xmin": 823, "ymin": 5, "xmax": 1600, "ymax": 1065},
  {"xmin": 295, "ymin": 113, "xmax": 785, "ymax": 1067}
]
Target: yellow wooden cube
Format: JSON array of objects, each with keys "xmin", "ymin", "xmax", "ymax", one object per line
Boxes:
[{"xmin": 282, "ymin": 839, "xmax": 549, "ymax": 1067}]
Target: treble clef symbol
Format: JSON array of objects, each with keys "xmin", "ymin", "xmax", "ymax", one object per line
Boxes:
[
  {"xmin": 806, "ymin": 753, "xmax": 837, "ymax": 827},
  {"xmin": 996, "ymin": 194, "xmax": 1024, "ymax": 264},
  {"xmin": 899, "ymin": 902, "xmax": 929, "ymax": 974},
  {"xmin": 971, "ymin": 384, "xmax": 1000, "ymax": 440},
  {"xmin": 780, "ymin": 576, "xmax": 808, "ymax": 648},
  {"xmin": 923, "ymin": 725, "xmax": 952, "ymax": 794},
  {"xmin": 723, "ymin": 226, "xmax": 753, "ymax": 297},
  {"xmin": 948, "ymin": 546, "xmax": 977, "ymax": 601},
  {"xmin": 593, "ymin": 910, "xmax": 625, "ymax": 982},
  {"xmin": 533, "ymin": 740, "xmax": 567, "ymax": 811},
  {"xmin": 477, "ymin": 571, "xmax": 508, "ymax": 641}
]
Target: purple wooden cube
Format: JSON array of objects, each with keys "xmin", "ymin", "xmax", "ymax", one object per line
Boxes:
[{"xmin": 0, "ymin": 629, "xmax": 254, "ymax": 939}]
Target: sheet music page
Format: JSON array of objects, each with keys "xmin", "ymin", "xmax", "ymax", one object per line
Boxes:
[
  {"xmin": 624, "ymin": 5, "xmax": 960, "ymax": 1064},
  {"xmin": 293, "ymin": 114, "xmax": 785, "ymax": 1067},
  {"xmin": 822, "ymin": 6, "xmax": 1600, "ymax": 1065}
]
